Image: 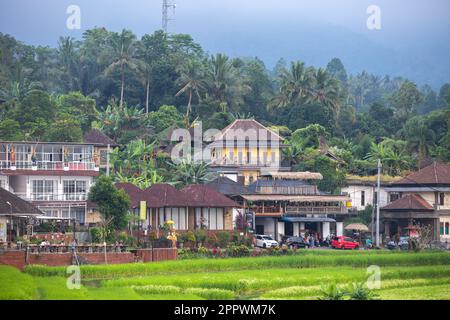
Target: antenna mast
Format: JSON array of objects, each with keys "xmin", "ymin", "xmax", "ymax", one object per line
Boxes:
[{"xmin": 162, "ymin": 0, "xmax": 176, "ymax": 33}]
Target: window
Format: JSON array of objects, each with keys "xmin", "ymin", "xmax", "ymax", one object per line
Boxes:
[
  {"xmin": 361, "ymin": 191, "xmax": 365, "ymax": 206},
  {"xmin": 195, "ymin": 208, "xmax": 224, "ymax": 230},
  {"xmin": 440, "ymin": 223, "xmax": 444, "ymax": 235},
  {"xmin": 158, "ymin": 208, "xmax": 187, "ymax": 230},
  {"xmin": 439, "ymin": 193, "xmax": 445, "ymax": 206},
  {"xmin": 32, "ymin": 180, "xmax": 55, "ymax": 200},
  {"xmin": 63, "ymin": 180, "xmax": 87, "ymax": 200},
  {"xmin": 390, "ymin": 193, "xmax": 400, "ymax": 203},
  {"xmin": 446, "ymin": 223, "xmax": 450, "ymax": 235}
]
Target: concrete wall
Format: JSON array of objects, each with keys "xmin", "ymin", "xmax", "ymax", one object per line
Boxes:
[{"xmin": 342, "ymin": 184, "xmax": 389, "ymax": 211}]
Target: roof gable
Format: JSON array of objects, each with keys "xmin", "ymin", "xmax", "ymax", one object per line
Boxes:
[
  {"xmin": 214, "ymin": 119, "xmax": 283, "ymax": 142},
  {"xmin": 83, "ymin": 129, "xmax": 118, "ymax": 147},
  {"xmin": 182, "ymin": 184, "xmax": 239, "ymax": 207},
  {"xmin": 393, "ymin": 162, "xmax": 450, "ymax": 186},
  {"xmin": 381, "ymin": 194, "xmax": 434, "ymax": 211}
]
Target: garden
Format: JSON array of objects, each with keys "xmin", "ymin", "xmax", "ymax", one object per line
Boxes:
[{"xmin": 1, "ymin": 250, "xmax": 449, "ymax": 300}]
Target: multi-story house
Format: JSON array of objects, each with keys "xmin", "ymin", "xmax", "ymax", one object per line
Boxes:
[
  {"xmin": 381, "ymin": 162, "xmax": 450, "ymax": 241},
  {"xmin": 0, "ymin": 140, "xmax": 100, "ymax": 225},
  {"xmin": 241, "ymin": 172, "xmax": 354, "ymax": 241},
  {"xmin": 341, "ymin": 175, "xmax": 402, "ymax": 211},
  {"xmin": 208, "ymin": 119, "xmax": 290, "ymax": 185}
]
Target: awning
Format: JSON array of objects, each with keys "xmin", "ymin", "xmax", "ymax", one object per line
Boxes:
[
  {"xmin": 281, "ymin": 217, "xmax": 336, "ymax": 223},
  {"xmin": 243, "ymin": 194, "xmax": 350, "ymax": 202}
]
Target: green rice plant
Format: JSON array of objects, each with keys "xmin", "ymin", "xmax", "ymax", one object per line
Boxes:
[
  {"xmin": 0, "ymin": 266, "xmax": 37, "ymax": 300},
  {"xmin": 347, "ymin": 282, "xmax": 379, "ymax": 300},
  {"xmin": 34, "ymin": 277, "xmax": 88, "ymax": 300},
  {"xmin": 85, "ymin": 287, "xmax": 143, "ymax": 300},
  {"xmin": 24, "ymin": 252, "xmax": 450, "ymax": 279},
  {"xmin": 184, "ymin": 288, "xmax": 235, "ymax": 300},
  {"xmin": 318, "ymin": 283, "xmax": 346, "ymax": 300},
  {"xmin": 132, "ymin": 285, "xmax": 182, "ymax": 295}
]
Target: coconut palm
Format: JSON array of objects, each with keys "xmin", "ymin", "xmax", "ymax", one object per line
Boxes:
[
  {"xmin": 175, "ymin": 59, "xmax": 205, "ymax": 126},
  {"xmin": 308, "ymin": 68, "xmax": 341, "ymax": 112},
  {"xmin": 169, "ymin": 160, "xmax": 212, "ymax": 187},
  {"xmin": 105, "ymin": 29, "xmax": 139, "ymax": 107},
  {"xmin": 271, "ymin": 61, "xmax": 314, "ymax": 109}
]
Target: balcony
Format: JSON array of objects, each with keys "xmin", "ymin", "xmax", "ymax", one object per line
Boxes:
[
  {"xmin": 0, "ymin": 160, "xmax": 97, "ymax": 171},
  {"xmin": 16, "ymin": 193, "xmax": 88, "ymax": 202}
]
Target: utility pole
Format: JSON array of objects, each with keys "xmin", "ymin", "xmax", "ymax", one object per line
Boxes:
[
  {"xmin": 162, "ymin": 0, "xmax": 176, "ymax": 33},
  {"xmin": 376, "ymin": 159, "xmax": 382, "ymax": 247},
  {"xmin": 106, "ymin": 144, "xmax": 110, "ymax": 177}
]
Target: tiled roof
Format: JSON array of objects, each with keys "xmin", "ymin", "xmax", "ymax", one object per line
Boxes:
[
  {"xmin": 0, "ymin": 187, "xmax": 43, "ymax": 215},
  {"xmin": 182, "ymin": 184, "xmax": 240, "ymax": 207},
  {"xmin": 145, "ymin": 184, "xmax": 189, "ymax": 207},
  {"xmin": 83, "ymin": 129, "xmax": 118, "ymax": 147},
  {"xmin": 0, "ymin": 170, "xmax": 99, "ymax": 177},
  {"xmin": 393, "ymin": 162, "xmax": 450, "ymax": 186},
  {"xmin": 214, "ymin": 119, "xmax": 283, "ymax": 141},
  {"xmin": 115, "ymin": 183, "xmax": 160, "ymax": 209},
  {"xmin": 207, "ymin": 177, "xmax": 248, "ymax": 196},
  {"xmin": 381, "ymin": 194, "xmax": 434, "ymax": 211}
]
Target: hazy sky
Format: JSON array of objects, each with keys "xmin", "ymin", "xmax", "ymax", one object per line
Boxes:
[{"xmin": 1, "ymin": 1, "xmax": 450, "ymax": 86}]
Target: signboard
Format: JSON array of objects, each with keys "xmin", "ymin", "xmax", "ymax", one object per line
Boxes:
[
  {"xmin": 0, "ymin": 219, "xmax": 6, "ymax": 242},
  {"xmin": 140, "ymin": 201, "xmax": 147, "ymax": 221}
]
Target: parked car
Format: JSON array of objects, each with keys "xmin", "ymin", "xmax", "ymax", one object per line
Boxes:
[
  {"xmin": 255, "ymin": 235, "xmax": 279, "ymax": 248},
  {"xmin": 281, "ymin": 236, "xmax": 309, "ymax": 249},
  {"xmin": 331, "ymin": 236, "xmax": 360, "ymax": 250}
]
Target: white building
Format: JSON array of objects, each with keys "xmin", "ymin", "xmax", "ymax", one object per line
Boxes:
[
  {"xmin": 341, "ymin": 176, "xmax": 400, "ymax": 211},
  {"xmin": 0, "ymin": 141, "xmax": 101, "ymax": 225}
]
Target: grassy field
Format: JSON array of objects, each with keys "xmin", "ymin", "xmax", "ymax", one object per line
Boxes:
[{"xmin": 1, "ymin": 250, "xmax": 449, "ymax": 300}]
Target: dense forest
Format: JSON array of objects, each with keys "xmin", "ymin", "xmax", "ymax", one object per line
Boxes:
[{"xmin": 1, "ymin": 29, "xmax": 449, "ymax": 192}]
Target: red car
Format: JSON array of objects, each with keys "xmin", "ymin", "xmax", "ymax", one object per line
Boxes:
[{"xmin": 331, "ymin": 236, "xmax": 360, "ymax": 250}]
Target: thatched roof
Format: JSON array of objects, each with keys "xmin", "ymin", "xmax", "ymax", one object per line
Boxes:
[{"xmin": 263, "ymin": 172, "xmax": 323, "ymax": 180}]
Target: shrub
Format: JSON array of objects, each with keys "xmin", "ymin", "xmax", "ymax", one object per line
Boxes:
[
  {"xmin": 185, "ymin": 231, "xmax": 196, "ymax": 245},
  {"xmin": 347, "ymin": 282, "xmax": 379, "ymax": 300},
  {"xmin": 318, "ymin": 283, "xmax": 346, "ymax": 300},
  {"xmin": 206, "ymin": 234, "xmax": 218, "ymax": 248},
  {"xmin": 194, "ymin": 229, "xmax": 207, "ymax": 246},
  {"xmin": 90, "ymin": 227, "xmax": 103, "ymax": 243},
  {"xmin": 217, "ymin": 232, "xmax": 231, "ymax": 248},
  {"xmin": 226, "ymin": 245, "xmax": 250, "ymax": 257}
]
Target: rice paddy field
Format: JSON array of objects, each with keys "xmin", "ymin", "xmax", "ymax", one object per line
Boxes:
[{"xmin": 1, "ymin": 250, "xmax": 450, "ymax": 300}]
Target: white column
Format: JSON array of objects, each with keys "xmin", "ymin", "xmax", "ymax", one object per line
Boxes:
[
  {"xmin": 300, "ymin": 222, "xmax": 305, "ymax": 231},
  {"xmin": 336, "ymin": 222, "xmax": 344, "ymax": 236},
  {"xmin": 293, "ymin": 223, "xmax": 299, "ymax": 236},
  {"xmin": 277, "ymin": 221, "xmax": 285, "ymax": 239},
  {"xmin": 322, "ymin": 222, "xmax": 330, "ymax": 239}
]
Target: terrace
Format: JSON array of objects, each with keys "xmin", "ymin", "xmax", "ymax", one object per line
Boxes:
[{"xmin": 0, "ymin": 142, "xmax": 98, "ymax": 172}]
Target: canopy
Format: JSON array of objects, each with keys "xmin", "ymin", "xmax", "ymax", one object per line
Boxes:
[{"xmin": 345, "ymin": 223, "xmax": 369, "ymax": 232}]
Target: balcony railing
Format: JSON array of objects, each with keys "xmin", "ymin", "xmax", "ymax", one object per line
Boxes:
[
  {"xmin": 0, "ymin": 160, "xmax": 97, "ymax": 171},
  {"xmin": 16, "ymin": 193, "xmax": 88, "ymax": 202},
  {"xmin": 285, "ymin": 206, "xmax": 350, "ymax": 214}
]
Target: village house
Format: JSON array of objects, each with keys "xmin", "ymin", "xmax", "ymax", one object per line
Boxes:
[
  {"xmin": 235, "ymin": 172, "xmax": 353, "ymax": 241},
  {"xmin": 0, "ymin": 140, "xmax": 101, "ymax": 225},
  {"xmin": 381, "ymin": 162, "xmax": 450, "ymax": 242},
  {"xmin": 208, "ymin": 119, "xmax": 290, "ymax": 185},
  {"xmin": 341, "ymin": 175, "xmax": 402, "ymax": 211},
  {"xmin": 116, "ymin": 183, "xmax": 240, "ymax": 232}
]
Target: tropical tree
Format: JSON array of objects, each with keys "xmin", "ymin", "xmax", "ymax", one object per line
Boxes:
[
  {"xmin": 403, "ymin": 117, "xmax": 436, "ymax": 168},
  {"xmin": 105, "ymin": 29, "xmax": 139, "ymax": 107},
  {"xmin": 271, "ymin": 61, "xmax": 313, "ymax": 109},
  {"xmin": 169, "ymin": 160, "xmax": 212, "ymax": 187},
  {"xmin": 308, "ymin": 68, "xmax": 341, "ymax": 112},
  {"xmin": 175, "ymin": 59, "xmax": 205, "ymax": 125}
]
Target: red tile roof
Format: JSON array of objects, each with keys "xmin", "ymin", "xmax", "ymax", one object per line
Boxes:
[
  {"xmin": 115, "ymin": 183, "xmax": 160, "ymax": 209},
  {"xmin": 0, "ymin": 170, "xmax": 99, "ymax": 177},
  {"xmin": 381, "ymin": 194, "xmax": 434, "ymax": 211},
  {"xmin": 393, "ymin": 162, "xmax": 450, "ymax": 185},
  {"xmin": 214, "ymin": 119, "xmax": 283, "ymax": 141},
  {"xmin": 182, "ymin": 184, "xmax": 240, "ymax": 207},
  {"xmin": 83, "ymin": 129, "xmax": 118, "ymax": 147},
  {"xmin": 145, "ymin": 184, "xmax": 189, "ymax": 207}
]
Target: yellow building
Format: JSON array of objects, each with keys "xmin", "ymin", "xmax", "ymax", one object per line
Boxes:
[{"xmin": 208, "ymin": 119, "xmax": 289, "ymax": 185}]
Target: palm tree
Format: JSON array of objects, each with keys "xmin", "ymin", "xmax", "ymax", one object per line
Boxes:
[
  {"xmin": 175, "ymin": 60, "xmax": 205, "ymax": 126},
  {"xmin": 57, "ymin": 36, "xmax": 80, "ymax": 91},
  {"xmin": 205, "ymin": 53, "xmax": 235, "ymax": 102},
  {"xmin": 170, "ymin": 160, "xmax": 212, "ymax": 187},
  {"xmin": 105, "ymin": 29, "xmax": 139, "ymax": 107},
  {"xmin": 308, "ymin": 68, "xmax": 341, "ymax": 112},
  {"xmin": 404, "ymin": 118, "xmax": 436, "ymax": 168},
  {"xmin": 271, "ymin": 61, "xmax": 313, "ymax": 109}
]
